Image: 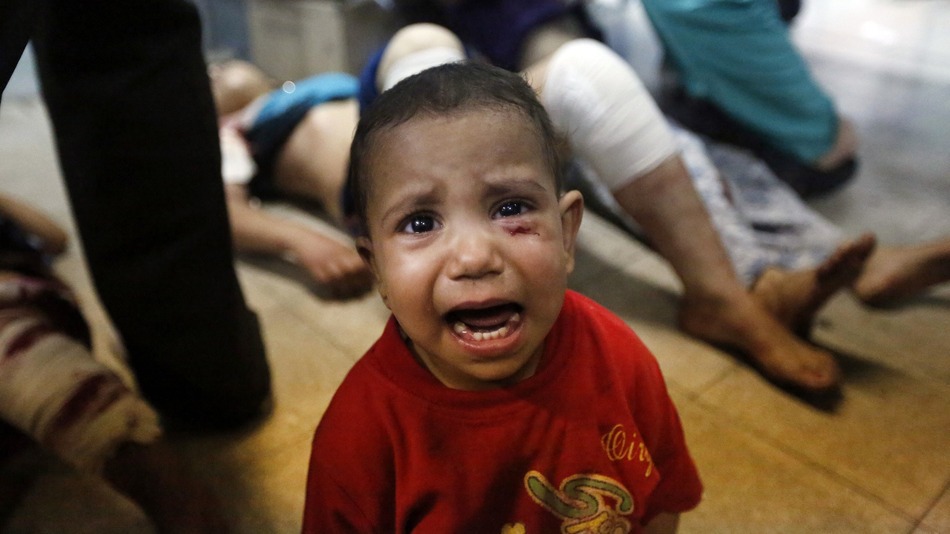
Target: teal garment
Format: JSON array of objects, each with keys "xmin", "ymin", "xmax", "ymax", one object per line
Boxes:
[{"xmin": 640, "ymin": 0, "xmax": 838, "ymax": 163}]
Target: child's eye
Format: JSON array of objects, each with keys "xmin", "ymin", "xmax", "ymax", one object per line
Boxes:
[
  {"xmin": 400, "ymin": 214, "xmax": 440, "ymax": 234},
  {"xmin": 495, "ymin": 201, "xmax": 528, "ymax": 218}
]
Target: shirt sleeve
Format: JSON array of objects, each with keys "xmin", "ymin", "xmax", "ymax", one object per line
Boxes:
[
  {"xmin": 628, "ymin": 342, "xmax": 704, "ymax": 521},
  {"xmin": 302, "ymin": 457, "xmax": 378, "ymax": 533},
  {"xmin": 302, "ymin": 355, "xmax": 397, "ymax": 533}
]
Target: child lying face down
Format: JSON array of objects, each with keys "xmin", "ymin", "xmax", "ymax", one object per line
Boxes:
[{"xmin": 303, "ymin": 62, "xmax": 702, "ymax": 533}]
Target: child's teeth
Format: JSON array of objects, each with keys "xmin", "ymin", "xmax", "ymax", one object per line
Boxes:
[{"xmin": 461, "ymin": 324, "xmax": 511, "ymax": 341}]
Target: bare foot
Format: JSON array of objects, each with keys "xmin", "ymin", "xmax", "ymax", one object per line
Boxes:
[
  {"xmin": 752, "ymin": 233, "xmax": 876, "ymax": 334},
  {"xmin": 291, "ymin": 235, "xmax": 374, "ymax": 299},
  {"xmin": 680, "ymin": 291, "xmax": 840, "ymax": 393},
  {"xmin": 852, "ymin": 238, "xmax": 950, "ymax": 306},
  {"xmin": 104, "ymin": 441, "xmax": 229, "ymax": 533}
]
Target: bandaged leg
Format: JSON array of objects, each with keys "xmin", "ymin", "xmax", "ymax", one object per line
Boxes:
[
  {"xmin": 0, "ymin": 276, "xmax": 160, "ymax": 474},
  {"xmin": 540, "ymin": 41, "xmax": 840, "ymax": 392},
  {"xmin": 377, "ymin": 23, "xmax": 466, "ymax": 93},
  {"xmin": 540, "ymin": 39, "xmax": 676, "ymax": 190}
]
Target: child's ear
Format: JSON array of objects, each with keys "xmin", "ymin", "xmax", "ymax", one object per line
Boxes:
[
  {"xmin": 558, "ymin": 190, "xmax": 584, "ymax": 274},
  {"xmin": 356, "ymin": 236, "xmax": 388, "ymax": 307}
]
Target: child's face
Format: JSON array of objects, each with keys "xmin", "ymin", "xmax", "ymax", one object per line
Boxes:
[{"xmin": 357, "ymin": 109, "xmax": 583, "ymax": 390}]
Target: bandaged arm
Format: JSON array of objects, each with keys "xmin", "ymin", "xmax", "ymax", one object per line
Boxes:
[{"xmin": 0, "ymin": 276, "xmax": 161, "ymax": 474}]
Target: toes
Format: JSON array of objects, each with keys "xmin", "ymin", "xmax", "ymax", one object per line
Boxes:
[{"xmin": 758, "ymin": 346, "xmax": 841, "ymax": 393}]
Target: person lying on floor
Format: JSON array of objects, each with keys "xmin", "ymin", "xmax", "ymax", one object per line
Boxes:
[{"xmin": 209, "ymin": 60, "xmax": 372, "ymax": 299}]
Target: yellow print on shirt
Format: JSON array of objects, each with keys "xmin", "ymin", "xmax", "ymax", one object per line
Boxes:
[
  {"xmin": 601, "ymin": 423, "xmax": 654, "ymax": 478},
  {"xmin": 522, "ymin": 470, "xmax": 633, "ymax": 533}
]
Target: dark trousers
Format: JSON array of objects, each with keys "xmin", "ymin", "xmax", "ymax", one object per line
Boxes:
[{"xmin": 1, "ymin": 0, "xmax": 270, "ymax": 428}]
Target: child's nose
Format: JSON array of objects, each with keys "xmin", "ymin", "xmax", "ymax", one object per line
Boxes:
[{"xmin": 445, "ymin": 224, "xmax": 503, "ymax": 280}]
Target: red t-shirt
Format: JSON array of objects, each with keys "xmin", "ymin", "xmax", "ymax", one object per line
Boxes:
[{"xmin": 304, "ymin": 290, "xmax": 702, "ymax": 532}]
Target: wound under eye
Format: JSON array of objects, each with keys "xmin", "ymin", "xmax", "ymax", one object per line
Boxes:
[{"xmin": 505, "ymin": 224, "xmax": 538, "ymax": 236}]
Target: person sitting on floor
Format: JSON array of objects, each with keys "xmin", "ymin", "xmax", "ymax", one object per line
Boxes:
[
  {"xmin": 362, "ymin": 16, "xmax": 844, "ymax": 395},
  {"xmin": 365, "ymin": 20, "xmax": 950, "ymax": 394},
  {"xmin": 638, "ymin": 0, "xmax": 858, "ymax": 197}
]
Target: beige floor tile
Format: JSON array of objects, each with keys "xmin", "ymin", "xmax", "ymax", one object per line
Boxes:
[
  {"xmin": 237, "ymin": 258, "xmax": 390, "ymax": 359},
  {"xmin": 630, "ymin": 326, "xmax": 737, "ymax": 396},
  {"xmin": 571, "ymin": 214, "xmax": 737, "ymax": 394},
  {"xmin": 255, "ymin": 305, "xmax": 360, "ymax": 424},
  {"xmin": 917, "ymin": 485, "xmax": 950, "ymax": 534},
  {"xmin": 914, "ymin": 523, "xmax": 947, "ymax": 534},
  {"xmin": 672, "ymin": 393, "xmax": 915, "ymax": 534},
  {"xmin": 0, "ymin": 100, "xmax": 68, "ymax": 226},
  {"xmin": 812, "ymin": 289, "xmax": 950, "ymax": 384},
  {"xmin": 168, "ymin": 304, "xmax": 357, "ymax": 469},
  {"xmin": 2, "ymin": 463, "xmax": 153, "ymax": 534},
  {"xmin": 575, "ymin": 212, "xmax": 682, "ymax": 297},
  {"xmin": 699, "ymin": 364, "xmax": 950, "ymax": 519},
  {"xmin": 185, "ymin": 434, "xmax": 310, "ymax": 534}
]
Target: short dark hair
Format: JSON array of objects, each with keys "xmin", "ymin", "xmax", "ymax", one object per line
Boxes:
[{"xmin": 347, "ymin": 61, "xmax": 565, "ymax": 236}]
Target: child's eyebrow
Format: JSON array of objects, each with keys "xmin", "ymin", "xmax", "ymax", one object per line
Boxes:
[
  {"xmin": 483, "ymin": 176, "xmax": 553, "ymax": 197},
  {"xmin": 377, "ymin": 183, "xmax": 442, "ymax": 223}
]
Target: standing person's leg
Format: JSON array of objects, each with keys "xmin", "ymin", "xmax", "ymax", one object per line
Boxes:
[
  {"xmin": 0, "ymin": 0, "xmax": 35, "ymax": 95},
  {"xmin": 31, "ymin": 0, "xmax": 270, "ymax": 428}
]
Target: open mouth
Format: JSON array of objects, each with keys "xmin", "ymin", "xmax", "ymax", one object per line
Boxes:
[{"xmin": 446, "ymin": 303, "xmax": 523, "ymax": 342}]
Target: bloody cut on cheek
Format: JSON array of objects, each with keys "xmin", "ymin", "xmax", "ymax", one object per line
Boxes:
[
  {"xmin": 446, "ymin": 303, "xmax": 524, "ymax": 342},
  {"xmin": 506, "ymin": 225, "xmax": 538, "ymax": 236}
]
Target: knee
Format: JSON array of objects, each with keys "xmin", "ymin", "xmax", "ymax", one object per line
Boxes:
[
  {"xmin": 542, "ymin": 38, "xmax": 675, "ymax": 189},
  {"xmin": 377, "ymin": 23, "xmax": 464, "ymax": 90},
  {"xmin": 549, "ymin": 38, "xmax": 620, "ymax": 74},
  {"xmin": 542, "ymin": 38, "xmax": 651, "ymax": 126},
  {"xmin": 208, "ymin": 59, "xmax": 273, "ymax": 116},
  {"xmin": 385, "ymin": 23, "xmax": 463, "ymax": 58}
]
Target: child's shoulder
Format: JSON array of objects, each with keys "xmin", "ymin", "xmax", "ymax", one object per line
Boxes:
[{"xmin": 316, "ymin": 317, "xmax": 411, "ymax": 426}]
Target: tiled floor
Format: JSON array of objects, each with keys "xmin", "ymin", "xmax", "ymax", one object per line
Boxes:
[{"xmin": 1, "ymin": 1, "xmax": 949, "ymax": 532}]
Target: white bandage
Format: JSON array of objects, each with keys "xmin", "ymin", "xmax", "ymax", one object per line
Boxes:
[
  {"xmin": 0, "ymin": 279, "xmax": 161, "ymax": 474},
  {"xmin": 380, "ymin": 46, "xmax": 467, "ymax": 92},
  {"xmin": 541, "ymin": 39, "xmax": 676, "ymax": 190},
  {"xmin": 220, "ymin": 125, "xmax": 256, "ymax": 185}
]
